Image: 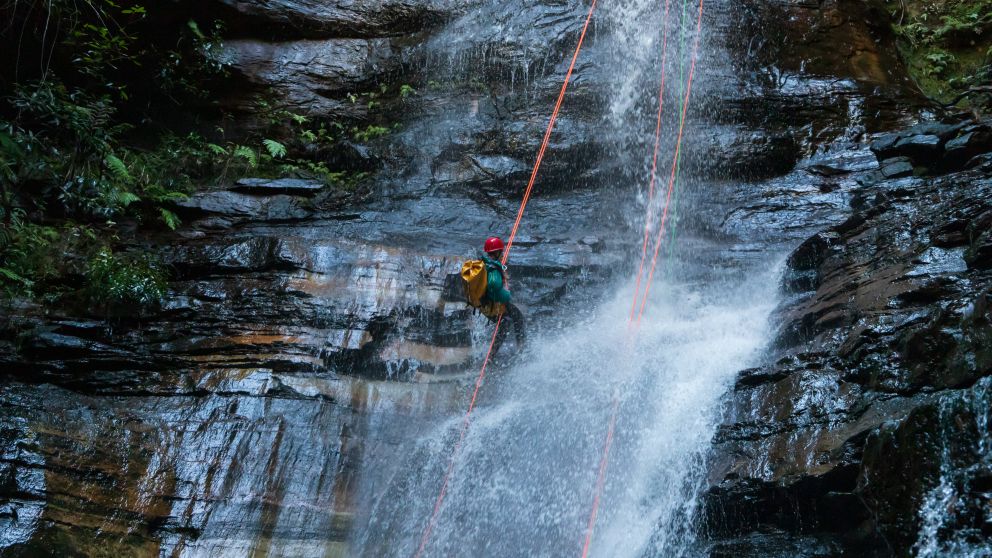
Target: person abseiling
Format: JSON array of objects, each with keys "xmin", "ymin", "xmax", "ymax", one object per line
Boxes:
[{"xmin": 460, "ymin": 236, "xmax": 526, "ymax": 356}]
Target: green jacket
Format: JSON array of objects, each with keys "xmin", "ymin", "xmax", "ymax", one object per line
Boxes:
[{"xmin": 481, "ymin": 255, "xmax": 511, "ymax": 304}]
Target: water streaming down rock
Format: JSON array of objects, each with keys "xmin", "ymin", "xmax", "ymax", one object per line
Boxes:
[
  {"xmin": 352, "ymin": 276, "xmax": 780, "ymax": 556},
  {"xmin": 913, "ymin": 378, "xmax": 992, "ymax": 558},
  {"xmin": 348, "ymin": 0, "xmax": 789, "ymax": 555}
]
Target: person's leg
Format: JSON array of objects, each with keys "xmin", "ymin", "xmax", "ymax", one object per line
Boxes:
[
  {"xmin": 490, "ymin": 313, "xmax": 509, "ymax": 356},
  {"xmin": 506, "ymin": 303, "xmax": 526, "ymax": 347}
]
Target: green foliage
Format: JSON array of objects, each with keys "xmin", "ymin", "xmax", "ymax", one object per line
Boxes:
[
  {"xmin": 0, "ymin": 77, "xmax": 194, "ymax": 303},
  {"xmin": 232, "ymin": 145, "xmax": 258, "ymax": 167},
  {"xmin": 105, "ymin": 154, "xmax": 131, "ymax": 183},
  {"xmin": 2, "ymin": 81, "xmax": 192, "ymax": 225},
  {"xmin": 886, "ymin": 0, "xmax": 992, "ymax": 107},
  {"xmin": 0, "ymin": 209, "xmax": 51, "ymax": 296},
  {"xmin": 9, "ymin": 0, "xmax": 228, "ymax": 101},
  {"xmin": 922, "ymin": 49, "xmax": 958, "ymax": 77},
  {"xmin": 0, "ymin": 207, "xmax": 100, "ymax": 298},
  {"xmin": 84, "ymin": 248, "xmax": 167, "ymax": 309},
  {"xmin": 1, "ymin": 204, "xmax": 171, "ymax": 310},
  {"xmin": 0, "ymin": 1, "xmax": 405, "ymax": 307},
  {"xmin": 894, "ymin": 22, "xmax": 931, "ymax": 46},
  {"xmin": 158, "ymin": 18, "xmax": 229, "ymax": 100},
  {"xmin": 159, "ymin": 209, "xmax": 181, "ymax": 231},
  {"xmin": 189, "ymin": 104, "xmax": 376, "ymax": 187},
  {"xmin": 352, "ymin": 125, "xmax": 390, "ymax": 143},
  {"xmin": 263, "ymin": 139, "xmax": 288, "ymax": 159}
]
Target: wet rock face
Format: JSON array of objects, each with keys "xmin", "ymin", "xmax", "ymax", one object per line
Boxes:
[
  {"xmin": 706, "ymin": 118, "xmax": 992, "ymax": 557},
  {"xmin": 214, "ymin": 0, "xmax": 454, "ymax": 38},
  {"xmin": 870, "ymin": 120, "xmax": 992, "ymax": 174},
  {"xmin": 219, "ymin": 38, "xmax": 397, "ymax": 118},
  {"xmin": 209, "ymin": 0, "xmax": 461, "ymax": 120},
  {"xmin": 0, "ymin": 0, "xmax": 624, "ymax": 550},
  {"xmin": 699, "ymin": 0, "xmax": 925, "ymax": 182}
]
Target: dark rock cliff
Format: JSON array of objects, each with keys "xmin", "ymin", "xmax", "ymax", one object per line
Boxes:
[
  {"xmin": 699, "ymin": 2, "xmax": 992, "ymax": 555},
  {"xmin": 705, "ymin": 119, "xmax": 992, "ymax": 557},
  {"xmin": 0, "ymin": 0, "xmax": 626, "ymax": 554}
]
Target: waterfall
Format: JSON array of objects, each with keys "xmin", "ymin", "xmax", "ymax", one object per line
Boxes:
[{"xmin": 349, "ymin": 0, "xmax": 784, "ymax": 555}]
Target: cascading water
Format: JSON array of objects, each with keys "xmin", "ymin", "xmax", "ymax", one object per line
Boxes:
[
  {"xmin": 914, "ymin": 378, "xmax": 992, "ymax": 558},
  {"xmin": 349, "ymin": 0, "xmax": 786, "ymax": 555},
  {"xmin": 353, "ymin": 275, "xmax": 779, "ymax": 557}
]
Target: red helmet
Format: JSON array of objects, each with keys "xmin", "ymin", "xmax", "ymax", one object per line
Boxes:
[{"xmin": 484, "ymin": 236, "xmax": 505, "ymax": 254}]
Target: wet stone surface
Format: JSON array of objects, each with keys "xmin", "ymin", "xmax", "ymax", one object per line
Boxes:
[{"xmin": 705, "ymin": 117, "xmax": 992, "ymax": 557}]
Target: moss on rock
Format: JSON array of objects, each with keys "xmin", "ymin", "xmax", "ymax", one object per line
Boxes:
[{"xmin": 877, "ymin": 0, "xmax": 992, "ymax": 108}]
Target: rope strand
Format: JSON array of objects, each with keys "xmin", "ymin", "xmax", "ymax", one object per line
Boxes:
[
  {"xmin": 504, "ymin": 0, "xmax": 600, "ymax": 263},
  {"xmin": 581, "ymin": 0, "xmax": 705, "ymax": 552}
]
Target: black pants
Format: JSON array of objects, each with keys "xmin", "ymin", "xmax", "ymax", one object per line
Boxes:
[{"xmin": 491, "ymin": 302, "xmax": 526, "ymax": 356}]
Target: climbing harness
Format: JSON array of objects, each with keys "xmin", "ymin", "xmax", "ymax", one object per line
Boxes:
[{"xmin": 413, "ymin": 1, "xmax": 599, "ymax": 556}]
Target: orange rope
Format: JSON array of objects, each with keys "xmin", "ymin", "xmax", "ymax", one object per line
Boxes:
[
  {"xmin": 582, "ymin": 0, "xmax": 705, "ymax": 552},
  {"xmin": 580, "ymin": 395, "xmax": 620, "ymax": 558},
  {"xmin": 635, "ymin": 0, "xmax": 703, "ymax": 326},
  {"xmin": 414, "ymin": 314, "xmax": 502, "ymax": 558},
  {"xmin": 503, "ymin": 0, "xmax": 599, "ymax": 264}
]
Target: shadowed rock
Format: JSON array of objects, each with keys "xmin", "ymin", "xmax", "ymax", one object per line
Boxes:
[
  {"xmin": 707, "ymin": 116, "xmax": 992, "ymax": 557},
  {"xmin": 212, "ymin": 0, "xmax": 456, "ymax": 38}
]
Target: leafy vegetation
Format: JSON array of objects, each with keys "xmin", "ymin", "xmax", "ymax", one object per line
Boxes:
[
  {"xmin": 0, "ymin": 205, "xmax": 105, "ymax": 301},
  {"xmin": 0, "ymin": 0, "xmax": 231, "ymax": 310},
  {"xmin": 884, "ymin": 0, "xmax": 992, "ymax": 108},
  {"xmin": 84, "ymin": 247, "xmax": 167, "ymax": 310},
  {"xmin": 1, "ymin": 1, "xmax": 415, "ymax": 312}
]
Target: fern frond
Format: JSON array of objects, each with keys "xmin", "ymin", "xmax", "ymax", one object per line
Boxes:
[
  {"xmin": 0, "ymin": 267, "xmax": 33, "ymax": 286},
  {"xmin": 262, "ymin": 139, "xmax": 287, "ymax": 159},
  {"xmin": 105, "ymin": 154, "xmax": 132, "ymax": 183},
  {"xmin": 159, "ymin": 208, "xmax": 181, "ymax": 230},
  {"xmin": 155, "ymin": 191, "xmax": 189, "ymax": 202},
  {"xmin": 110, "ymin": 190, "xmax": 141, "ymax": 208},
  {"xmin": 233, "ymin": 145, "xmax": 257, "ymax": 167},
  {"xmin": 206, "ymin": 143, "xmax": 228, "ymax": 156}
]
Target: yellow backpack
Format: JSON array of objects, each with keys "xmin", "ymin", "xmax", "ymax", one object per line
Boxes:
[
  {"xmin": 461, "ymin": 260, "xmax": 504, "ymax": 318},
  {"xmin": 461, "ymin": 260, "xmax": 488, "ymax": 308}
]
